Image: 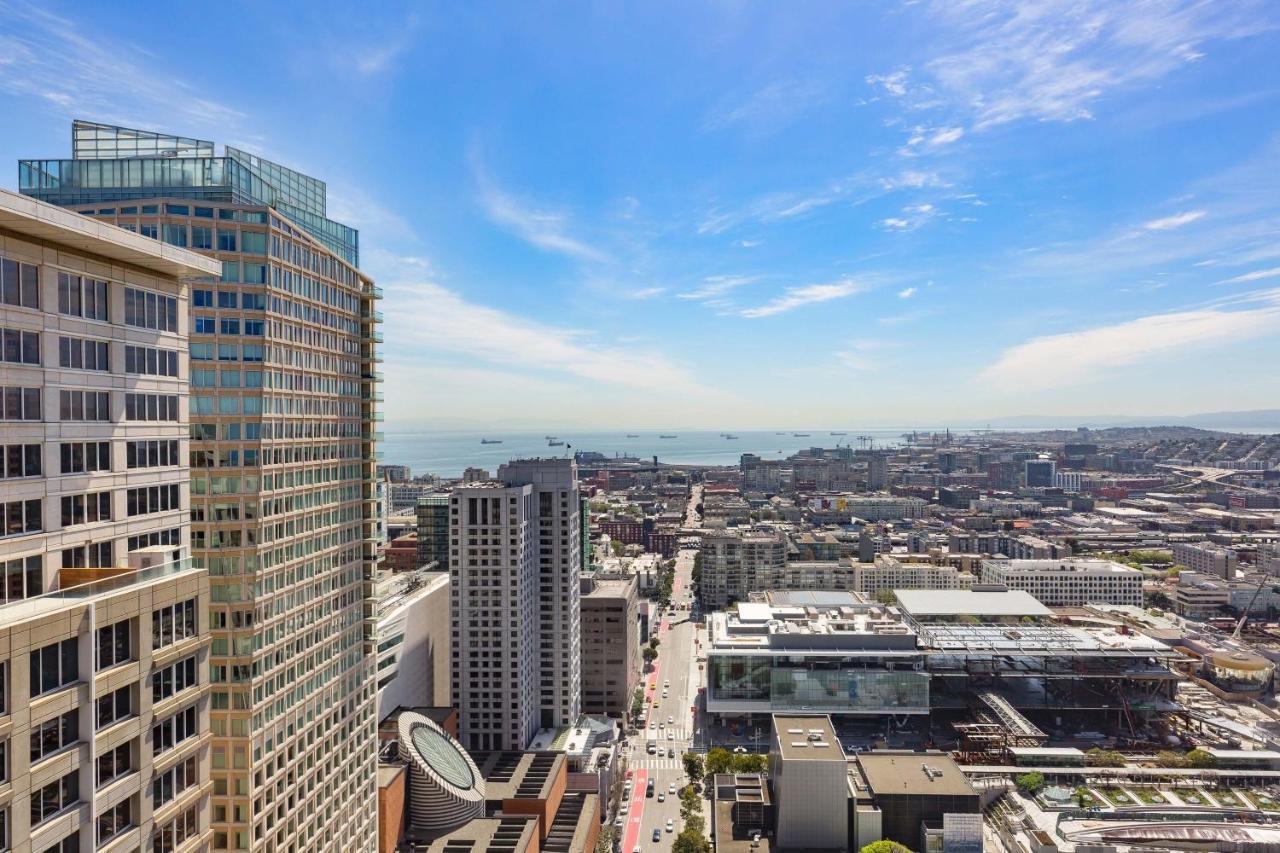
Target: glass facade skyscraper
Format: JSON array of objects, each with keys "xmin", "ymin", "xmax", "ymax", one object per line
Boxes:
[{"xmin": 20, "ymin": 121, "xmax": 383, "ymax": 853}]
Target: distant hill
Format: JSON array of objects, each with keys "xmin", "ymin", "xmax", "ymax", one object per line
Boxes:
[{"xmin": 981, "ymin": 410, "xmax": 1280, "ymax": 432}]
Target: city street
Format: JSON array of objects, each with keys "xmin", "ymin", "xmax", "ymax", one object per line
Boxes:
[{"xmin": 619, "ymin": 536, "xmax": 703, "ymax": 850}]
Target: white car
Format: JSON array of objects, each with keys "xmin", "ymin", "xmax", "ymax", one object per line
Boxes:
[
  {"xmin": 666, "ymin": 820, "xmax": 675, "ymax": 833},
  {"xmin": 668, "ymin": 783, "xmax": 676, "ymax": 794},
  {"xmin": 657, "ymin": 792, "xmax": 665, "ymax": 802},
  {"xmin": 614, "ymin": 816, "xmax": 624, "ymax": 829},
  {"xmin": 667, "ymin": 715, "xmax": 673, "ymax": 724},
  {"xmin": 658, "ymin": 722, "xmax": 665, "ymax": 729},
  {"xmin": 621, "ymin": 801, "xmax": 630, "ymax": 813},
  {"xmin": 667, "ymin": 731, "xmax": 674, "ymax": 740}
]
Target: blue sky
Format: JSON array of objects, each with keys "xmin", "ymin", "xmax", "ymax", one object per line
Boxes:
[{"xmin": 2, "ymin": 0, "xmax": 1279, "ymax": 429}]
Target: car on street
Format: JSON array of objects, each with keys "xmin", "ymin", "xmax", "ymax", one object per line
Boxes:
[
  {"xmin": 666, "ymin": 820, "xmax": 674, "ymax": 833},
  {"xmin": 657, "ymin": 792, "xmax": 665, "ymax": 802},
  {"xmin": 667, "ymin": 747, "xmax": 675, "ymax": 758},
  {"xmin": 668, "ymin": 783, "xmax": 676, "ymax": 794},
  {"xmin": 614, "ymin": 816, "xmax": 623, "ymax": 829},
  {"xmin": 667, "ymin": 732, "xmax": 674, "ymax": 740},
  {"xmin": 652, "ymin": 830, "xmax": 662, "ymax": 843},
  {"xmin": 667, "ymin": 716, "xmax": 673, "ymax": 724}
]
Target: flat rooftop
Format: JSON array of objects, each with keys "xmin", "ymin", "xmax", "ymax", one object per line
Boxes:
[
  {"xmin": 708, "ymin": 597, "xmax": 918, "ymax": 653},
  {"xmin": 471, "ymin": 751, "xmax": 563, "ymax": 801},
  {"xmin": 895, "ymin": 588, "xmax": 1053, "ymax": 618},
  {"xmin": 773, "ymin": 715, "xmax": 842, "ymax": 761},
  {"xmin": 856, "ymin": 752, "xmax": 977, "ymax": 798}
]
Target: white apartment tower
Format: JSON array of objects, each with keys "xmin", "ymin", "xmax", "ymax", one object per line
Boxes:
[{"xmin": 450, "ymin": 458, "xmax": 582, "ymax": 751}]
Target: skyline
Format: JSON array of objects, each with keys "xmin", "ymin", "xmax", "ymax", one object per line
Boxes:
[{"xmin": 3, "ymin": 1, "xmax": 1280, "ymax": 428}]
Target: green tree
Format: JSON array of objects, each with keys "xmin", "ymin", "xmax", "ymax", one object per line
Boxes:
[
  {"xmin": 733, "ymin": 753, "xmax": 768, "ymax": 774},
  {"xmin": 1075, "ymin": 786, "xmax": 1090, "ymax": 808},
  {"xmin": 673, "ymin": 829, "xmax": 711, "ymax": 853},
  {"xmin": 610, "ymin": 539, "xmax": 625, "ymax": 556},
  {"xmin": 684, "ymin": 814, "xmax": 706, "ymax": 836},
  {"xmin": 683, "ymin": 752, "xmax": 704, "ymax": 783},
  {"xmin": 859, "ymin": 842, "xmax": 912, "ymax": 853},
  {"xmin": 595, "ymin": 826, "xmax": 616, "ymax": 853},
  {"xmin": 1155, "ymin": 750, "xmax": 1187, "ymax": 768},
  {"xmin": 1186, "ymin": 748, "xmax": 1218, "ymax": 768},
  {"xmin": 873, "ymin": 589, "xmax": 897, "ymax": 606},
  {"xmin": 643, "ymin": 646, "xmax": 658, "ymax": 664},
  {"xmin": 1085, "ymin": 748, "xmax": 1125, "ymax": 768},
  {"xmin": 705, "ymin": 747, "xmax": 732, "ymax": 776},
  {"xmin": 1014, "ymin": 772, "xmax": 1045, "ymax": 793}
]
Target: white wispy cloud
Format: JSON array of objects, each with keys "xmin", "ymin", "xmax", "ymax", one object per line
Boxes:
[
  {"xmin": 879, "ymin": 218, "xmax": 911, "ymax": 230},
  {"xmin": 625, "ymin": 287, "xmax": 667, "ymax": 299},
  {"xmin": 929, "ymin": 126, "xmax": 965, "ymax": 146},
  {"xmin": 471, "ymin": 153, "xmax": 609, "ymax": 263},
  {"xmin": 1216, "ymin": 267, "xmax": 1280, "ymax": 285},
  {"xmin": 879, "ymin": 171, "xmax": 948, "ymax": 191},
  {"xmin": 737, "ymin": 239, "xmax": 761, "ymax": 249},
  {"xmin": 381, "ymin": 276, "xmax": 701, "ymax": 393},
  {"xmin": 740, "ymin": 278, "xmax": 870, "ymax": 318},
  {"xmin": 898, "ymin": 287, "xmax": 917, "ymax": 299},
  {"xmin": 1143, "ymin": 209, "xmax": 1207, "ymax": 231},
  {"xmin": 869, "ymin": 0, "xmax": 1270, "ymax": 132},
  {"xmin": 878, "ymin": 203, "xmax": 939, "ymax": 232},
  {"xmin": 678, "ymin": 275, "xmax": 757, "ymax": 301},
  {"xmin": 0, "ymin": 1, "xmax": 249, "ymax": 138},
  {"xmin": 982, "ymin": 290, "xmax": 1280, "ymax": 387},
  {"xmin": 835, "ymin": 340, "xmax": 890, "ymax": 371}
]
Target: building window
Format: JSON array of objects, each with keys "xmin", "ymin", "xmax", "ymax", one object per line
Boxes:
[
  {"xmin": 151, "ymin": 656, "xmax": 197, "ymax": 703},
  {"xmin": 1, "ymin": 327, "xmax": 39, "ymax": 365},
  {"xmin": 125, "ymin": 393, "xmax": 178, "ymax": 422},
  {"xmin": 153, "ymin": 805, "xmax": 198, "ymax": 853},
  {"xmin": 96, "ymin": 797, "xmax": 131, "ymax": 845},
  {"xmin": 59, "ymin": 389, "xmax": 110, "ymax": 421},
  {"xmin": 57, "ymin": 336, "xmax": 109, "ymax": 371},
  {"xmin": 95, "ymin": 741, "xmax": 131, "ymax": 788},
  {"xmin": 123, "ymin": 287, "xmax": 177, "ymax": 333},
  {"xmin": 61, "ymin": 541, "xmax": 113, "ymax": 570},
  {"xmin": 152, "ymin": 754, "xmax": 197, "ymax": 807},
  {"xmin": 97, "ymin": 685, "xmax": 131, "ymax": 730},
  {"xmin": 153, "ymin": 599, "xmax": 198, "ymax": 649},
  {"xmin": 1, "ymin": 555, "xmax": 41, "ymax": 604},
  {"xmin": 61, "ymin": 492, "xmax": 112, "ymax": 527},
  {"xmin": 2, "ymin": 443, "xmax": 41, "ymax": 478},
  {"xmin": 29, "ymin": 709, "xmax": 78, "ymax": 763},
  {"xmin": 126, "ymin": 484, "xmax": 180, "ymax": 517},
  {"xmin": 30, "ymin": 770, "xmax": 79, "ymax": 828},
  {"xmin": 2, "ymin": 498, "xmax": 41, "ymax": 537},
  {"xmin": 1, "ymin": 386, "xmax": 41, "ymax": 421},
  {"xmin": 60, "ymin": 441, "xmax": 110, "ymax": 474},
  {"xmin": 126, "ymin": 439, "xmax": 179, "ymax": 469},
  {"xmin": 124, "ymin": 345, "xmax": 178, "ymax": 377},
  {"xmin": 152, "ymin": 705, "xmax": 197, "ymax": 755},
  {"xmin": 57, "ymin": 273, "xmax": 109, "ymax": 321},
  {"xmin": 95, "ymin": 620, "xmax": 130, "ymax": 670},
  {"xmin": 0, "ymin": 257, "xmax": 39, "ymax": 309}
]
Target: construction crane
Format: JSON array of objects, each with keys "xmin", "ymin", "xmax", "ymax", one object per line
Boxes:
[{"xmin": 1231, "ymin": 569, "xmax": 1273, "ymax": 640}]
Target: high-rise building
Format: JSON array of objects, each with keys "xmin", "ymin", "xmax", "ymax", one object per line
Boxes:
[
  {"xmin": 450, "ymin": 459, "xmax": 581, "ymax": 751},
  {"xmin": 1024, "ymin": 458, "xmax": 1056, "ymax": 488},
  {"xmin": 579, "ymin": 574, "xmax": 639, "ymax": 716},
  {"xmin": 22, "ymin": 122, "xmax": 383, "ymax": 851},
  {"xmin": 0, "ymin": 188, "xmax": 219, "ymax": 852},
  {"xmin": 697, "ymin": 530, "xmax": 787, "ymax": 608}
]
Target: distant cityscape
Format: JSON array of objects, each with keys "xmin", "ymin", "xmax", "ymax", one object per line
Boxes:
[{"xmin": 3, "ymin": 100, "xmax": 1280, "ymax": 853}]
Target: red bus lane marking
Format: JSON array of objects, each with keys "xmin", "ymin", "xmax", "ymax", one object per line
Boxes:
[{"xmin": 621, "ymin": 769, "xmax": 648, "ymax": 852}]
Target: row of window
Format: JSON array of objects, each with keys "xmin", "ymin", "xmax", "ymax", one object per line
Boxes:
[
  {"xmin": 125, "ymin": 392, "xmax": 180, "ymax": 422},
  {"xmin": 1, "ymin": 555, "xmax": 42, "ymax": 605},
  {"xmin": 59, "ymin": 273, "xmax": 109, "ymax": 321},
  {"xmin": 1, "ymin": 386, "xmax": 41, "ymax": 420},
  {"xmin": 152, "ymin": 655, "xmax": 198, "ymax": 704},
  {"xmin": 59, "ymin": 335, "xmax": 109, "ymax": 371},
  {"xmin": 190, "ymin": 342, "xmax": 264, "ymax": 361},
  {"xmin": 125, "ymin": 343, "xmax": 179, "ymax": 377},
  {"xmin": 123, "ymin": 287, "xmax": 178, "ymax": 333},
  {"xmin": 57, "ymin": 439, "xmax": 180, "ymax": 473},
  {"xmin": 31, "ymin": 709, "xmax": 77, "ymax": 764},
  {"xmin": 2, "ymin": 498, "xmax": 41, "ymax": 537},
  {"xmin": 193, "ymin": 288, "xmax": 267, "ymax": 310},
  {"xmin": 59, "ymin": 389, "xmax": 109, "ymax": 421},
  {"xmin": 193, "ymin": 317, "xmax": 265, "ymax": 336},
  {"xmin": 191, "ymin": 368, "xmax": 263, "ymax": 388},
  {"xmin": 127, "ymin": 484, "xmax": 181, "ymax": 517},
  {"xmin": 128, "ymin": 439, "xmax": 181, "ymax": 469},
  {"xmin": 61, "ymin": 440, "xmax": 110, "ymax": 473},
  {"xmin": 61, "ymin": 491, "xmax": 111, "ymax": 527}
]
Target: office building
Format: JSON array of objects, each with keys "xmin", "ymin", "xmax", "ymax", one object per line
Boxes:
[
  {"xmin": 851, "ymin": 752, "xmax": 980, "ymax": 851},
  {"xmin": 23, "ymin": 121, "xmax": 383, "ymax": 851},
  {"xmin": 416, "ymin": 492, "xmax": 451, "ymax": 571},
  {"xmin": 450, "ymin": 459, "xmax": 582, "ymax": 751},
  {"xmin": 698, "ymin": 529, "xmax": 787, "ymax": 608},
  {"xmin": 811, "ymin": 496, "xmax": 927, "ymax": 522},
  {"xmin": 979, "ymin": 558, "xmax": 1144, "ymax": 606},
  {"xmin": 0, "ymin": 189, "xmax": 219, "ymax": 852},
  {"xmin": 579, "ymin": 574, "xmax": 639, "ymax": 717},
  {"xmin": 1173, "ymin": 541, "xmax": 1238, "ymax": 579},
  {"xmin": 1024, "ymin": 458, "xmax": 1056, "ymax": 488}
]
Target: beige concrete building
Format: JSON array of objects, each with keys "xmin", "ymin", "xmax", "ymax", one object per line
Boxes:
[
  {"xmin": 698, "ymin": 530, "xmax": 787, "ymax": 608},
  {"xmin": 0, "ymin": 187, "xmax": 217, "ymax": 852},
  {"xmin": 579, "ymin": 574, "xmax": 639, "ymax": 717}
]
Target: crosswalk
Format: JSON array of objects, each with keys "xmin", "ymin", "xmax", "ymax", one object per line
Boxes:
[
  {"xmin": 640, "ymin": 725, "xmax": 693, "ymax": 740},
  {"xmin": 628, "ymin": 755, "xmax": 684, "ymax": 771}
]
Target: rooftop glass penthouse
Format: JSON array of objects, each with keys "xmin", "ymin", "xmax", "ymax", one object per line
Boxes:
[{"xmin": 20, "ymin": 120, "xmax": 358, "ymax": 265}]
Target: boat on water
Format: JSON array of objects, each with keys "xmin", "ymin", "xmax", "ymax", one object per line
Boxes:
[
  {"xmin": 625, "ymin": 434, "xmax": 639, "ymax": 438},
  {"xmin": 548, "ymin": 440, "xmax": 565, "ymax": 447},
  {"xmin": 480, "ymin": 438, "xmax": 502, "ymax": 444},
  {"xmin": 545, "ymin": 435, "xmax": 558, "ymax": 440},
  {"xmin": 775, "ymin": 431, "xmax": 786, "ymax": 435},
  {"xmin": 724, "ymin": 434, "xmax": 739, "ymax": 440},
  {"xmin": 793, "ymin": 432, "xmax": 810, "ymax": 437},
  {"xmin": 830, "ymin": 431, "xmax": 847, "ymax": 435},
  {"xmin": 659, "ymin": 434, "xmax": 677, "ymax": 439}
]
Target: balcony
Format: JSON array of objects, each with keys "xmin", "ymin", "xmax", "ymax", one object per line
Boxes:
[
  {"xmin": 371, "ymin": 286, "xmax": 384, "ymax": 300},
  {"xmin": 362, "ymin": 309, "xmax": 384, "ymax": 323}
]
